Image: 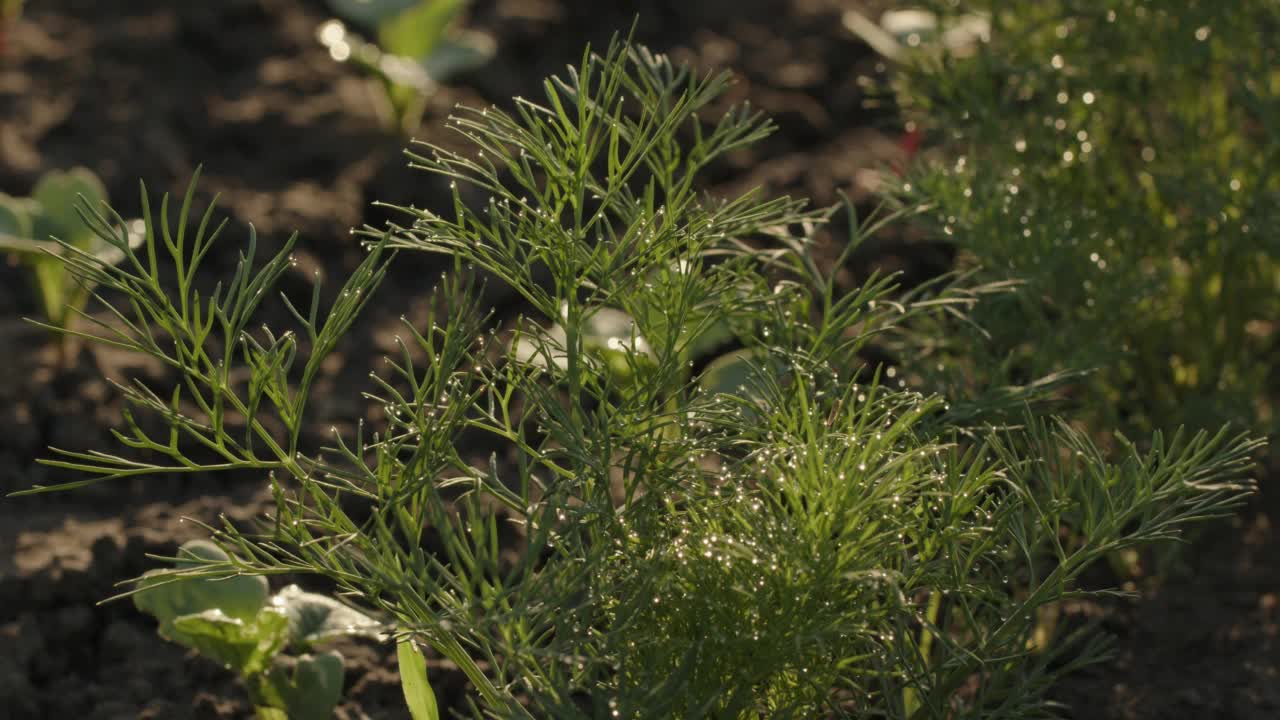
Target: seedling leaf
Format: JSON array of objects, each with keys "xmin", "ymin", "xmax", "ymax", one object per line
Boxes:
[
  {"xmin": 170, "ymin": 607, "xmax": 290, "ymax": 677},
  {"xmin": 698, "ymin": 347, "xmax": 782, "ymax": 398},
  {"xmin": 421, "ymin": 33, "xmax": 494, "ymax": 82},
  {"xmin": 398, "ymin": 640, "xmax": 440, "ymax": 720},
  {"xmin": 378, "ymin": 0, "xmax": 466, "ymax": 61},
  {"xmin": 260, "ymin": 650, "xmax": 347, "ymax": 720},
  {"xmin": 0, "ymin": 193, "xmax": 32, "ymax": 239},
  {"xmin": 133, "ymin": 539, "xmax": 270, "ymax": 632},
  {"xmin": 271, "ymin": 584, "xmax": 385, "ymax": 648},
  {"xmin": 326, "ymin": 0, "xmax": 420, "ymax": 29},
  {"xmin": 31, "ymin": 166, "xmax": 107, "ymax": 247}
]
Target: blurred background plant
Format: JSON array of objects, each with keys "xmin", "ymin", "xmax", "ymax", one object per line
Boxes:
[
  {"xmin": 0, "ymin": 167, "xmax": 143, "ymax": 366},
  {"xmin": 316, "ymin": 0, "xmax": 495, "ymax": 134},
  {"xmin": 0, "ymin": 0, "xmax": 21, "ymax": 55},
  {"xmin": 864, "ymin": 1, "xmax": 1279, "ymax": 459}
]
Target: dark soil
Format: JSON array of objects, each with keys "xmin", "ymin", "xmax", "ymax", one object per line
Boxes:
[
  {"xmin": 0, "ymin": 1, "xmax": 1274, "ymax": 718},
  {"xmin": 1048, "ymin": 499, "xmax": 1280, "ymax": 720}
]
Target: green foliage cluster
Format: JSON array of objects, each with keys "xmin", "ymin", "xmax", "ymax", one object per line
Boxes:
[
  {"xmin": 891, "ymin": 1, "xmax": 1280, "ymax": 443},
  {"xmin": 12, "ymin": 36, "xmax": 1265, "ymax": 718},
  {"xmin": 132, "ymin": 539, "xmax": 384, "ymax": 719},
  {"xmin": 319, "ymin": 0, "xmax": 494, "ymax": 133}
]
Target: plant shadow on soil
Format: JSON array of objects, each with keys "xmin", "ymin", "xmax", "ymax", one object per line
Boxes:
[{"xmin": 0, "ymin": 1, "xmax": 1275, "ymax": 718}]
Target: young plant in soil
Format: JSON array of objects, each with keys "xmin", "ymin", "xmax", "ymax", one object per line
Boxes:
[
  {"xmin": 887, "ymin": 1, "xmax": 1280, "ymax": 446},
  {"xmin": 318, "ymin": 0, "xmax": 494, "ymax": 134},
  {"xmin": 131, "ymin": 539, "xmax": 384, "ymax": 719},
  {"xmin": 0, "ymin": 166, "xmax": 143, "ymax": 366},
  {"xmin": 14, "ymin": 37, "xmax": 1263, "ymax": 718}
]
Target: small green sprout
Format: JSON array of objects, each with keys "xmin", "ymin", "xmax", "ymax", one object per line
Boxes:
[
  {"xmin": 0, "ymin": 167, "xmax": 143, "ymax": 364},
  {"xmin": 318, "ymin": 0, "xmax": 495, "ymax": 133},
  {"xmin": 132, "ymin": 539, "xmax": 386, "ymax": 720}
]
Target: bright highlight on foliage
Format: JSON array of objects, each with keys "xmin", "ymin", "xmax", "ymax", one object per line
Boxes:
[{"xmin": 131, "ymin": 540, "xmax": 382, "ymax": 719}]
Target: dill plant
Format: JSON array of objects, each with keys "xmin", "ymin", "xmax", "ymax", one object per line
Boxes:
[
  {"xmin": 15, "ymin": 37, "xmax": 1264, "ymax": 718},
  {"xmin": 891, "ymin": 1, "xmax": 1280, "ymax": 442}
]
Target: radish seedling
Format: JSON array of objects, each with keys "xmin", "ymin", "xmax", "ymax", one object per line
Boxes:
[
  {"xmin": 318, "ymin": 0, "xmax": 494, "ymax": 133},
  {"xmin": 133, "ymin": 539, "xmax": 383, "ymax": 719},
  {"xmin": 0, "ymin": 167, "xmax": 143, "ymax": 365}
]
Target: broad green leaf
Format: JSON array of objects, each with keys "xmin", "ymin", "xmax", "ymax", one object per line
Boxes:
[
  {"xmin": 378, "ymin": 0, "xmax": 466, "ymax": 61},
  {"xmin": 698, "ymin": 347, "xmax": 784, "ymax": 398},
  {"xmin": 421, "ymin": 33, "xmax": 494, "ymax": 82},
  {"xmin": 581, "ymin": 306, "xmax": 656, "ymax": 381},
  {"xmin": 134, "ymin": 539, "xmax": 270, "ymax": 632},
  {"xmin": 677, "ymin": 313, "xmax": 736, "ymax": 362},
  {"xmin": 270, "ymin": 584, "xmax": 385, "ymax": 649},
  {"xmin": 511, "ymin": 322, "xmax": 569, "ymax": 370},
  {"xmin": 30, "ymin": 255, "xmax": 69, "ymax": 327},
  {"xmin": 0, "ymin": 193, "xmax": 32, "ymax": 239},
  {"xmin": 0, "ymin": 234, "xmax": 49, "ymax": 257},
  {"xmin": 511, "ymin": 306, "xmax": 656, "ymax": 379},
  {"xmin": 0, "ymin": 215, "xmax": 142, "ymax": 266},
  {"xmin": 62, "ymin": 220, "xmax": 147, "ymax": 324},
  {"xmin": 169, "ymin": 607, "xmax": 290, "ymax": 677},
  {"xmin": 0, "ymin": 170, "xmax": 138, "ymax": 329},
  {"xmin": 326, "ymin": 0, "xmax": 420, "ymax": 30},
  {"xmin": 31, "ymin": 166, "xmax": 107, "ymax": 247},
  {"xmin": 398, "ymin": 640, "xmax": 440, "ymax": 720},
  {"xmin": 260, "ymin": 650, "xmax": 346, "ymax": 720}
]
